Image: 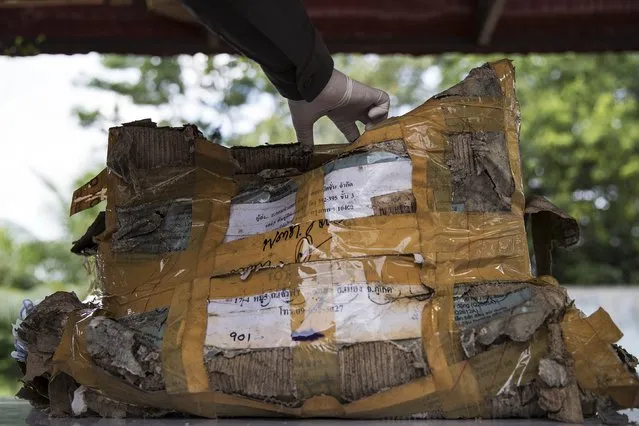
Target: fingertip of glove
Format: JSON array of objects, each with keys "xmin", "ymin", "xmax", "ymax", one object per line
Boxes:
[
  {"xmin": 367, "ymin": 104, "xmax": 390, "ymax": 122},
  {"xmin": 377, "ymin": 89, "xmax": 391, "ymax": 104}
]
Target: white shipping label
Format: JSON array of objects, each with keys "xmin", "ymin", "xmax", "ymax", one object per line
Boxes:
[
  {"xmin": 224, "ymin": 191, "xmax": 296, "ymax": 242},
  {"xmin": 454, "ymin": 286, "xmax": 533, "ymax": 327},
  {"xmin": 205, "ymin": 283, "xmax": 428, "ymax": 350},
  {"xmin": 323, "ymin": 159, "xmax": 413, "ymax": 221},
  {"xmin": 205, "ymin": 289, "xmax": 296, "ymax": 349},
  {"xmin": 333, "ymin": 283, "xmax": 426, "ymax": 344},
  {"xmin": 223, "ymin": 158, "xmax": 413, "ymax": 242}
]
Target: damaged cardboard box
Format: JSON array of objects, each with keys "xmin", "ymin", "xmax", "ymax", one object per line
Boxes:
[{"xmin": 15, "ymin": 59, "xmax": 639, "ymax": 421}]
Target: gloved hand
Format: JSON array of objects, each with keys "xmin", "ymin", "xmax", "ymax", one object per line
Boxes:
[{"xmin": 288, "ymin": 69, "xmax": 391, "ymax": 148}]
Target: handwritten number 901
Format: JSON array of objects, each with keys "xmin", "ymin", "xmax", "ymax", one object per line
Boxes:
[{"xmin": 229, "ymin": 331, "xmax": 251, "ymax": 342}]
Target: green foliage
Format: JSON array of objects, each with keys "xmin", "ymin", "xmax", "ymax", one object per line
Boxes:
[
  {"xmin": 89, "ymin": 56, "xmax": 184, "ymax": 105},
  {"xmin": 3, "ymin": 35, "xmax": 46, "ymax": 56}
]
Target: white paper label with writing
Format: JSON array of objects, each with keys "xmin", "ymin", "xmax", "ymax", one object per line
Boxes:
[
  {"xmin": 205, "ymin": 283, "xmax": 429, "ymax": 350},
  {"xmin": 333, "ymin": 283, "xmax": 426, "ymax": 344},
  {"xmin": 223, "ymin": 158, "xmax": 413, "ymax": 242},
  {"xmin": 454, "ymin": 286, "xmax": 532, "ymax": 327},
  {"xmin": 224, "ymin": 191, "xmax": 297, "ymax": 243},
  {"xmin": 323, "ymin": 159, "xmax": 412, "ymax": 221},
  {"xmin": 205, "ymin": 289, "xmax": 296, "ymax": 349}
]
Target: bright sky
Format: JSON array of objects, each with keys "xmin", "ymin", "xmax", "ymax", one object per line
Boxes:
[{"xmin": 0, "ymin": 54, "xmax": 110, "ymax": 240}]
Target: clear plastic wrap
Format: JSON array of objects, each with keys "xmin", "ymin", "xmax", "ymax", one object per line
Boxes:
[{"xmin": 46, "ymin": 59, "xmax": 638, "ymax": 419}]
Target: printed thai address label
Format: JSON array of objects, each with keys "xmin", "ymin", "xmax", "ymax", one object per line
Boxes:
[
  {"xmin": 204, "ymin": 283, "xmax": 429, "ymax": 350},
  {"xmin": 223, "ymin": 155, "xmax": 413, "ymax": 242},
  {"xmin": 322, "ymin": 157, "xmax": 412, "ymax": 221}
]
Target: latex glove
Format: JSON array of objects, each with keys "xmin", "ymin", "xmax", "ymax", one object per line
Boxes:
[{"xmin": 289, "ymin": 69, "xmax": 390, "ymax": 148}]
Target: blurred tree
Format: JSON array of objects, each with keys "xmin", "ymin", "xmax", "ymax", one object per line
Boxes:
[{"xmin": 72, "ymin": 54, "xmax": 438, "ymax": 145}]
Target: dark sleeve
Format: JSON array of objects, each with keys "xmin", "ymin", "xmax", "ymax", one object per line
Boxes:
[{"xmin": 179, "ymin": 0, "xmax": 334, "ymax": 101}]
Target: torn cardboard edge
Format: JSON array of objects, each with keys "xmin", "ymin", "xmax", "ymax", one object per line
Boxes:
[
  {"xmin": 525, "ymin": 195, "xmax": 581, "ymax": 276},
  {"xmin": 70, "ymin": 169, "xmax": 107, "ymax": 216}
]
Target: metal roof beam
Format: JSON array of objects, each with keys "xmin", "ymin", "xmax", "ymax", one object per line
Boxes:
[{"xmin": 477, "ymin": 0, "xmax": 507, "ymax": 46}]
